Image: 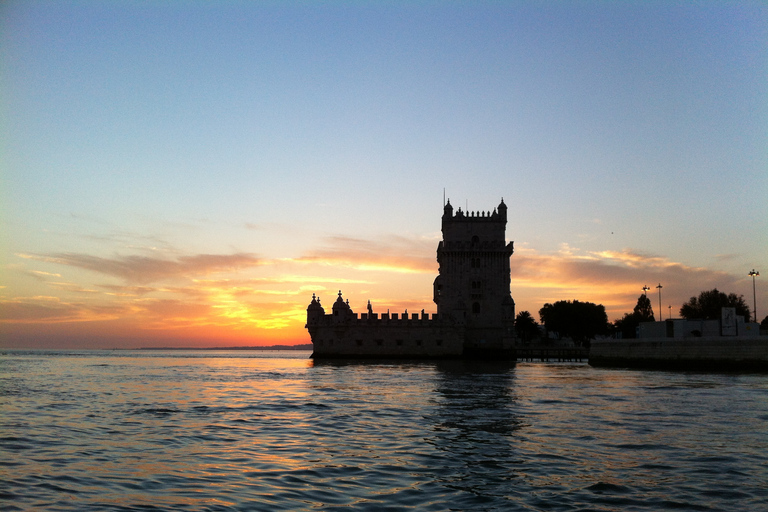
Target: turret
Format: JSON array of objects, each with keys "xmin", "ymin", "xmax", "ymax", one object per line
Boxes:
[
  {"xmin": 443, "ymin": 199, "xmax": 453, "ymax": 218},
  {"xmin": 442, "ymin": 199, "xmax": 454, "ymax": 231},
  {"xmin": 331, "ymin": 290, "xmax": 354, "ymax": 323},
  {"xmin": 306, "ymin": 293, "xmax": 325, "ymax": 327},
  {"xmin": 497, "ymin": 198, "xmax": 507, "ymax": 222}
]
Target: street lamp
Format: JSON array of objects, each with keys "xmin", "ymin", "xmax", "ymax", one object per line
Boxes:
[
  {"xmin": 749, "ymin": 270, "xmax": 759, "ymax": 322},
  {"xmin": 656, "ymin": 283, "xmax": 663, "ymax": 321},
  {"xmin": 643, "ymin": 285, "xmax": 650, "ymax": 295}
]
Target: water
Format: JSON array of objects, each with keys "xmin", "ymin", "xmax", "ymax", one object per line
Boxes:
[{"xmin": 1, "ymin": 350, "xmax": 767, "ymax": 511}]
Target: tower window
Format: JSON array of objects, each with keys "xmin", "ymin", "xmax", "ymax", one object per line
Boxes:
[{"xmin": 473, "ymin": 302, "xmax": 481, "ymax": 314}]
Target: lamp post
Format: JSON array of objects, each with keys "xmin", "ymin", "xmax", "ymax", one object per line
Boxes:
[
  {"xmin": 642, "ymin": 285, "xmax": 652, "ymax": 318},
  {"xmin": 656, "ymin": 283, "xmax": 663, "ymax": 321},
  {"xmin": 749, "ymin": 270, "xmax": 759, "ymax": 322},
  {"xmin": 668, "ymin": 305, "xmax": 672, "ymax": 320}
]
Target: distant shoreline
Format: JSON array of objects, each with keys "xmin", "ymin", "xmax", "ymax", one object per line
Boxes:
[{"xmin": 136, "ymin": 344, "xmax": 313, "ymax": 351}]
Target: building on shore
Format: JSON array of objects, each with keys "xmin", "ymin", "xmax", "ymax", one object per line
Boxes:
[
  {"xmin": 306, "ymin": 199, "xmax": 516, "ymax": 359},
  {"xmin": 590, "ymin": 308, "xmax": 766, "ymax": 370}
]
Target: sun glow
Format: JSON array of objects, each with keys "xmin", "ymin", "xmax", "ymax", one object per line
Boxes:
[{"xmin": 2, "ymin": 238, "xmax": 760, "ymax": 348}]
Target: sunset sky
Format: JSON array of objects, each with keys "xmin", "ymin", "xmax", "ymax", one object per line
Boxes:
[{"xmin": 2, "ymin": 1, "xmax": 767, "ymax": 348}]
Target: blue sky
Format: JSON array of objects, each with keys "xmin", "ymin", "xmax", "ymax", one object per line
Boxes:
[{"xmin": 2, "ymin": 1, "xmax": 766, "ymax": 347}]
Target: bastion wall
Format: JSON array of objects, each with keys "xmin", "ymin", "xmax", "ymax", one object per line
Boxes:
[{"xmin": 590, "ymin": 337, "xmax": 768, "ymax": 370}]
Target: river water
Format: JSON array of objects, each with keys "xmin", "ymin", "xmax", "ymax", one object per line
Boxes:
[{"xmin": 1, "ymin": 350, "xmax": 766, "ymax": 511}]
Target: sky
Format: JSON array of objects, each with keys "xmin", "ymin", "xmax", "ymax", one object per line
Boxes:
[{"xmin": 1, "ymin": 0, "xmax": 766, "ymax": 348}]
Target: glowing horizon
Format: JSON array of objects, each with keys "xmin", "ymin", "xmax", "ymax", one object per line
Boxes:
[{"xmin": 2, "ymin": 234, "xmax": 764, "ymax": 348}]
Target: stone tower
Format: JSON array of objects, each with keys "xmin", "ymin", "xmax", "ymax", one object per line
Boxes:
[{"xmin": 433, "ymin": 199, "xmax": 515, "ymax": 354}]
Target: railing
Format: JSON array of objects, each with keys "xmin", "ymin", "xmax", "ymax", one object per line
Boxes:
[{"xmin": 514, "ymin": 346, "xmax": 588, "ymax": 362}]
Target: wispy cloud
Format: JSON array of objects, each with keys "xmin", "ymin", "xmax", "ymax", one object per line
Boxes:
[
  {"xmin": 512, "ymin": 247, "xmax": 732, "ymax": 288},
  {"xmin": 29, "ymin": 270, "xmax": 62, "ymax": 278},
  {"xmin": 0, "ymin": 296, "xmax": 126, "ymax": 324},
  {"xmin": 296, "ymin": 235, "xmax": 437, "ymax": 274},
  {"xmin": 17, "ymin": 253, "xmax": 264, "ymax": 284},
  {"xmin": 48, "ymin": 282, "xmax": 100, "ymax": 294},
  {"xmin": 98, "ymin": 284, "xmax": 158, "ymax": 296},
  {"xmin": 191, "ymin": 276, "xmax": 373, "ymax": 287}
]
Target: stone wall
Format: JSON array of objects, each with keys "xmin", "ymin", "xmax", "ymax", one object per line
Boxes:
[
  {"xmin": 310, "ymin": 317, "xmax": 465, "ymax": 358},
  {"xmin": 590, "ymin": 337, "xmax": 768, "ymax": 370},
  {"xmin": 638, "ymin": 318, "xmax": 760, "ymax": 339}
]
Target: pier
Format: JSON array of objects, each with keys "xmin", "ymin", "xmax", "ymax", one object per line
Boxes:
[{"xmin": 514, "ymin": 346, "xmax": 588, "ymax": 362}]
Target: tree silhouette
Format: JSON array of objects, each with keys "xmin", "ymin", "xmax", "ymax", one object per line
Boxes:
[
  {"xmin": 633, "ymin": 294, "xmax": 655, "ymax": 321},
  {"xmin": 613, "ymin": 294, "xmax": 656, "ymax": 339},
  {"xmin": 679, "ymin": 288, "xmax": 751, "ymax": 322},
  {"xmin": 514, "ymin": 311, "xmax": 540, "ymax": 343},
  {"xmin": 539, "ymin": 300, "xmax": 608, "ymax": 348}
]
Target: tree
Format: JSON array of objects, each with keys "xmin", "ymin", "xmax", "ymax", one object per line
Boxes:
[
  {"xmin": 679, "ymin": 289, "xmax": 751, "ymax": 322},
  {"xmin": 760, "ymin": 315, "xmax": 768, "ymax": 331},
  {"xmin": 539, "ymin": 300, "xmax": 609, "ymax": 348},
  {"xmin": 633, "ymin": 294, "xmax": 655, "ymax": 321},
  {"xmin": 515, "ymin": 311, "xmax": 540, "ymax": 343},
  {"xmin": 612, "ymin": 294, "xmax": 656, "ymax": 339}
]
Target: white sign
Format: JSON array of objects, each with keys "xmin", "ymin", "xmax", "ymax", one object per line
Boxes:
[{"xmin": 721, "ymin": 307, "xmax": 737, "ymax": 336}]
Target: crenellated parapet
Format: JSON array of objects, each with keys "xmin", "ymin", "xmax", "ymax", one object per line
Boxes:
[
  {"xmin": 442, "ymin": 198, "xmax": 507, "ymax": 224},
  {"xmin": 308, "ymin": 291, "xmax": 445, "ymax": 327}
]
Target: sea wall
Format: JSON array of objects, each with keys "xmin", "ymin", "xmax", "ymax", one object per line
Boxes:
[{"xmin": 590, "ymin": 337, "xmax": 768, "ymax": 371}]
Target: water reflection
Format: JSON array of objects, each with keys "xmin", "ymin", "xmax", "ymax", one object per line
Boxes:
[
  {"xmin": 427, "ymin": 360, "xmax": 523, "ymax": 506},
  {"xmin": 432, "ymin": 360, "xmax": 519, "ymax": 434}
]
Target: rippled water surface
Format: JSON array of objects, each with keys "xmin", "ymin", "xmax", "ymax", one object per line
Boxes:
[{"xmin": 1, "ymin": 350, "xmax": 767, "ymax": 511}]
